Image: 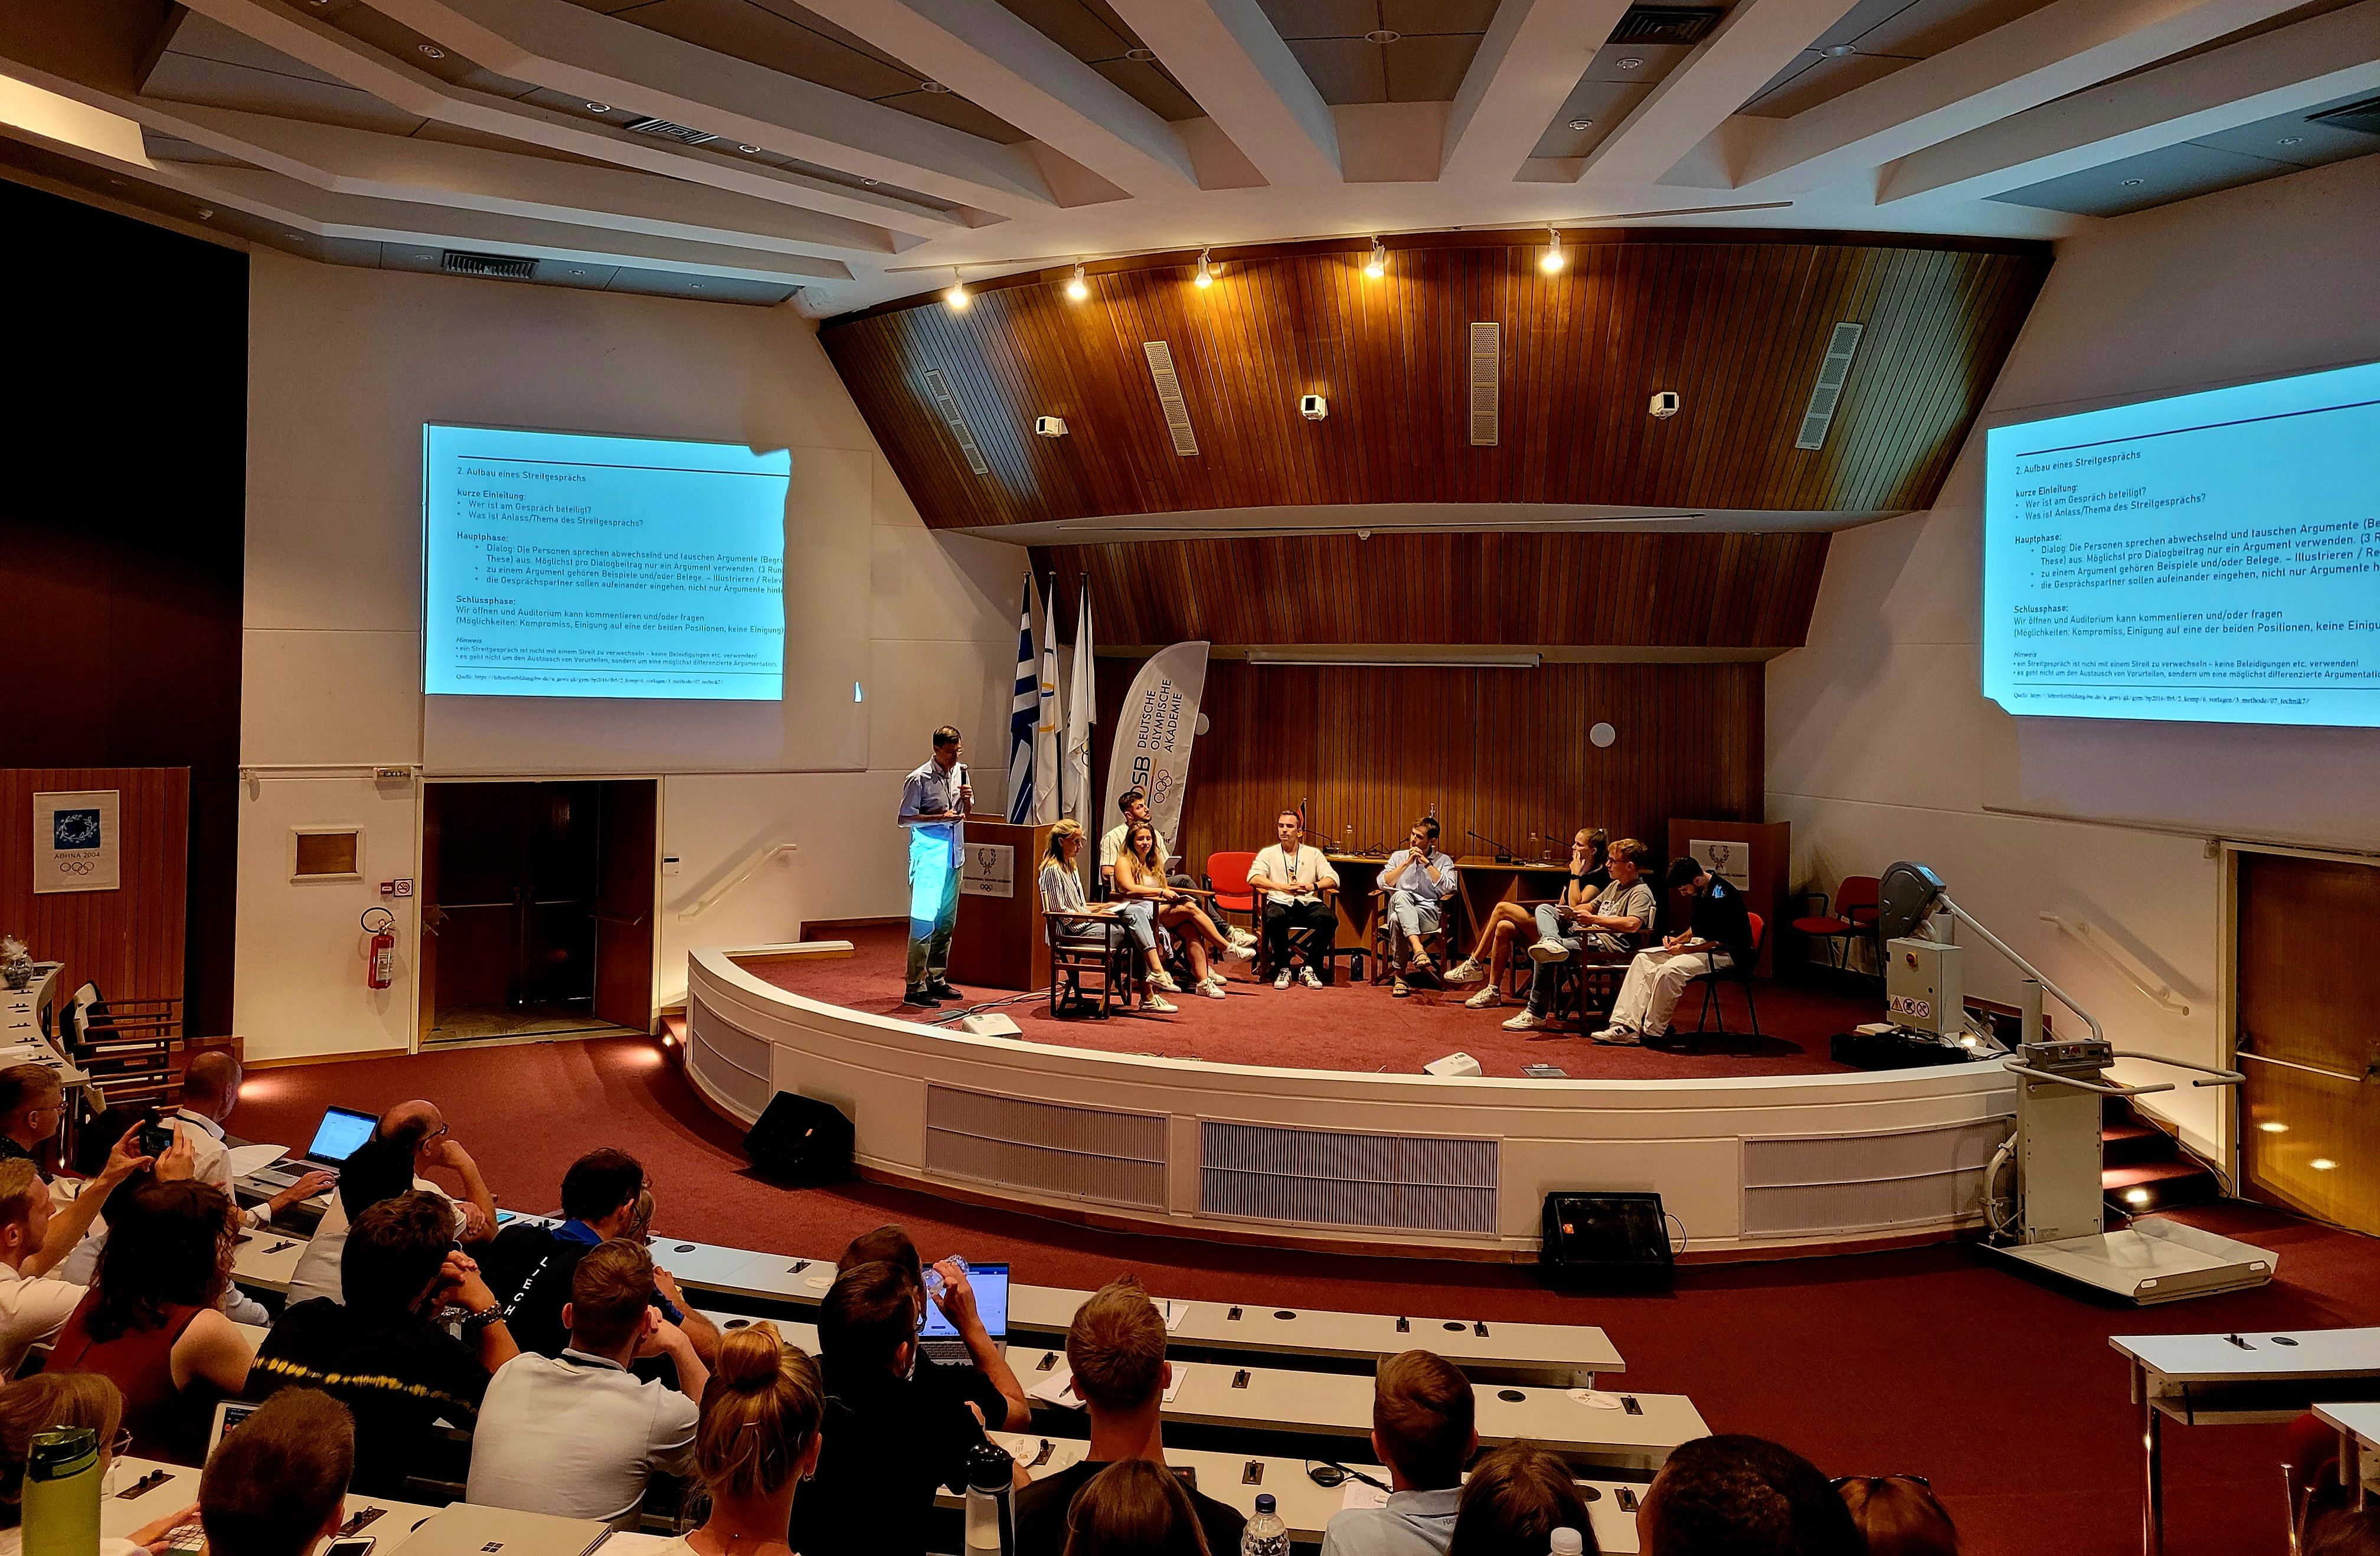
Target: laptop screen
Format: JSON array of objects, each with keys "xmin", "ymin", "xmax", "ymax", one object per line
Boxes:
[
  {"xmin": 306, "ymin": 1107, "xmax": 377, "ymax": 1163},
  {"xmin": 921, "ymin": 1261, "xmax": 1008, "ymax": 1340}
]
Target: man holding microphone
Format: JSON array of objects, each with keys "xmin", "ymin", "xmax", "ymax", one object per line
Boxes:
[{"xmin": 897, "ymin": 725, "xmax": 970, "ymax": 1008}]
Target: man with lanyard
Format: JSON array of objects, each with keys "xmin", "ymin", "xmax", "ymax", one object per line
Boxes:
[
  {"xmin": 1250, "ymin": 810, "xmax": 1339, "ymax": 990},
  {"xmin": 1377, "ymin": 821, "xmax": 1459, "ymax": 998},
  {"xmin": 483, "ymin": 1148, "xmax": 721, "ymax": 1365},
  {"xmin": 1591, "ymin": 857, "xmax": 1755, "ymax": 1047},
  {"xmin": 897, "ymin": 725, "xmax": 970, "ymax": 1009}
]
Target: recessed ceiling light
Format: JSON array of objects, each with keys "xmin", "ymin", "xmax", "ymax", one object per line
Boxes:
[
  {"xmin": 418, "ymin": 43, "xmax": 444, "ymax": 57},
  {"xmin": 109, "ymin": 178, "xmax": 126, "ymax": 187},
  {"xmin": 920, "ymin": 80, "xmax": 951, "ymax": 93},
  {"xmin": 1823, "ymin": 43, "xmax": 1859, "ymax": 57},
  {"xmin": 2278, "ymin": 135, "xmax": 2304, "ymax": 145},
  {"xmin": 587, "ymin": 102, "xmax": 610, "ymax": 113},
  {"xmin": 2121, "ymin": 178, "xmax": 2145, "ymax": 187},
  {"xmin": 197, "ymin": 208, "xmax": 213, "ymax": 219},
  {"xmin": 1568, "ymin": 118, "xmax": 1593, "ymax": 131},
  {"xmin": 1616, "ymin": 55, "xmax": 1643, "ymax": 69},
  {"xmin": 1124, "ymin": 47, "xmax": 1155, "ymax": 61},
  {"xmin": 1365, "ymin": 29, "xmax": 1400, "ymax": 43},
  {"xmin": 737, "ymin": 143, "xmax": 759, "ymax": 153},
  {"xmin": 861, "ymin": 177, "xmax": 880, "ymax": 186},
  {"xmin": 691, "ymin": 282, "xmax": 702, "ymax": 289}
]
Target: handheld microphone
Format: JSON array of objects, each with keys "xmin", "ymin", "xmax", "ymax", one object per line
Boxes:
[
  {"xmin": 954, "ymin": 762, "xmax": 969, "ymax": 815},
  {"xmin": 1466, "ymin": 828, "xmax": 1518, "ymax": 865}
]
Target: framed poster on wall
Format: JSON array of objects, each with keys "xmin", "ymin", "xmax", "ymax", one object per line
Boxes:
[{"xmin": 32, "ymin": 790, "xmax": 120, "ymax": 894}]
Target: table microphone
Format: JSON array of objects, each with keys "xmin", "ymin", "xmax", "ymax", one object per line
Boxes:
[{"xmin": 1466, "ymin": 828, "xmax": 1518, "ymax": 865}]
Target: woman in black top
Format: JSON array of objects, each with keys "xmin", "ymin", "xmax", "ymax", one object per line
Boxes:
[{"xmin": 1449, "ymin": 829, "xmax": 1607, "ymax": 1007}]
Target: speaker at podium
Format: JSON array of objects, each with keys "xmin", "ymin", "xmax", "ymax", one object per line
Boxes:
[{"xmin": 947, "ymin": 821, "xmax": 1051, "ymax": 993}]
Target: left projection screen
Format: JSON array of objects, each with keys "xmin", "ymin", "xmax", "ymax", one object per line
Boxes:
[{"xmin": 423, "ymin": 424, "xmax": 790, "ymax": 700}]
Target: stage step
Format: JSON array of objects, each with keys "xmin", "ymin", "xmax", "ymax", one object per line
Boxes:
[{"xmin": 2101, "ymin": 1099, "xmax": 2218, "ymax": 1214}]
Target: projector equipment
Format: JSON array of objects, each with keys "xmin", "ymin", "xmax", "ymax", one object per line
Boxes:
[
  {"xmin": 1539, "ymin": 1192, "xmax": 1674, "ymax": 1292},
  {"xmin": 1648, "ymin": 391, "xmax": 1679, "ymax": 419},
  {"xmin": 959, "ymin": 1012, "xmax": 1022, "ymax": 1038},
  {"xmin": 1300, "ymin": 394, "xmax": 1329, "ymax": 420},
  {"xmin": 1034, "ymin": 416, "xmax": 1068, "ymax": 437},
  {"xmin": 1876, "ymin": 861, "xmax": 2268, "ymax": 1305},
  {"xmin": 1423, "ymin": 1051, "xmax": 1483, "ymax": 1077},
  {"xmin": 743, "ymin": 1091, "xmax": 855, "ymax": 1185}
]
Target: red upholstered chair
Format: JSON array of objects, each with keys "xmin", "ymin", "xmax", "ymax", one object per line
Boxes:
[
  {"xmin": 1202, "ymin": 851, "xmax": 1259, "ymax": 935},
  {"xmin": 1791, "ymin": 874, "xmax": 1881, "ymax": 974}
]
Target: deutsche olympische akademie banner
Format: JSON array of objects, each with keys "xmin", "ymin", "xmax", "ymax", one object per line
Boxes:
[{"xmin": 1100, "ymin": 642, "xmax": 1209, "ymax": 855}]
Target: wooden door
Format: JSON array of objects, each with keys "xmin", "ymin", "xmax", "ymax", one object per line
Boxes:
[
  {"xmin": 417, "ymin": 792, "xmax": 440, "ymax": 1049},
  {"xmin": 2236, "ymin": 851, "xmax": 2380, "ymax": 1233},
  {"xmin": 593, "ymin": 780, "xmax": 657, "ymax": 1034}
]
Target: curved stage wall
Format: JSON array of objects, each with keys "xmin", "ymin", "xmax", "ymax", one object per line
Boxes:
[{"xmin": 685, "ymin": 949, "xmax": 2018, "ymax": 1260}]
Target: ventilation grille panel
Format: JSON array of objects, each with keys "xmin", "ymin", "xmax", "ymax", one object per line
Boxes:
[
  {"xmin": 1467, "ymin": 322, "xmax": 1499, "ymax": 446},
  {"xmin": 1610, "ymin": 5, "xmax": 1723, "ymax": 44},
  {"xmin": 924, "ymin": 1086, "xmax": 1167, "ymax": 1210},
  {"xmin": 1794, "ymin": 321, "xmax": 1864, "ymax": 450},
  {"xmin": 1741, "ymin": 1114, "xmax": 2012, "ymax": 1235},
  {"xmin": 921, "ymin": 368, "xmax": 992, "ymax": 476},
  {"xmin": 441, "ymin": 250, "xmax": 535, "ymax": 279},
  {"xmin": 1201, "ymin": 1120, "xmax": 1498, "ymax": 1234},
  {"xmin": 623, "ymin": 116, "xmax": 718, "ymax": 145},
  {"xmin": 684, "ymin": 993, "xmax": 775, "ymax": 1120},
  {"xmin": 1142, "ymin": 341, "xmax": 1199, "ymax": 456}
]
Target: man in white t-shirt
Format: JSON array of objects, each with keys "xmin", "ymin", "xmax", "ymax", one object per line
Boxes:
[
  {"xmin": 0, "ymin": 1128, "xmax": 162, "ymax": 1375},
  {"xmin": 1249, "ymin": 810, "xmax": 1340, "ymax": 990},
  {"xmin": 466, "ymin": 1238, "xmax": 707, "ymax": 1528}
]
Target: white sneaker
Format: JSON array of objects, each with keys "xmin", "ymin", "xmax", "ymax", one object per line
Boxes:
[
  {"xmin": 1144, "ymin": 995, "xmax": 1178, "ymax": 1013},
  {"xmin": 1199, "ymin": 978, "xmax": 1228, "ymax": 999},
  {"xmin": 1502, "ymin": 1009, "xmax": 1549, "ymax": 1031},
  {"xmin": 1274, "ymin": 969, "xmax": 1293, "ymax": 991},
  {"xmin": 1221, "ymin": 940, "xmax": 1254, "ymax": 963},
  {"xmin": 1527, "ymin": 937, "xmax": 1570, "ymax": 963},
  {"xmin": 1464, "ymin": 986, "xmax": 1504, "ymax": 1009},
  {"xmin": 1148, "ymin": 969, "xmax": 1181, "ymax": 993},
  {"xmin": 1297, "ymin": 967, "xmax": 1323, "ymax": 989},
  {"xmin": 1445, "ymin": 959, "xmax": 1485, "ymax": 985},
  {"xmin": 1227, "ymin": 926, "xmax": 1258, "ymax": 949}
]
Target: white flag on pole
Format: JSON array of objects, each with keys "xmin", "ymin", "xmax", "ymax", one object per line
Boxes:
[{"xmin": 1065, "ymin": 582, "xmax": 1096, "ymax": 862}]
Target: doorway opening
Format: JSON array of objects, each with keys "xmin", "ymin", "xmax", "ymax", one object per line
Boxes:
[{"xmin": 419, "ymin": 779, "xmax": 658, "ymax": 1050}]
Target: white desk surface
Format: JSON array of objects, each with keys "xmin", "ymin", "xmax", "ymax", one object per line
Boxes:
[
  {"xmin": 232, "ymin": 1229, "xmax": 310, "ymax": 1294},
  {"xmin": 104, "ymin": 1457, "xmax": 440, "ymax": 1550},
  {"xmin": 2314, "ymin": 1402, "xmax": 2380, "ymax": 1441},
  {"xmin": 2112, "ymin": 1327, "xmax": 2380, "ymax": 1385}
]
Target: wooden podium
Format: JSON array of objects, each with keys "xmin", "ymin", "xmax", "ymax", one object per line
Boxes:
[
  {"xmin": 947, "ymin": 821, "xmax": 1052, "ymax": 993},
  {"xmin": 1665, "ymin": 818, "xmax": 1790, "ymax": 978}
]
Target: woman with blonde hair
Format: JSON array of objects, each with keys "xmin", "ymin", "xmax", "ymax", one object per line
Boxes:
[
  {"xmin": 654, "ymin": 1321, "xmax": 825, "ymax": 1556},
  {"xmin": 1041, "ymin": 822, "xmax": 1176, "ymax": 1011},
  {"xmin": 1061, "ymin": 1459, "xmax": 1212, "ymax": 1556},
  {"xmin": 0, "ymin": 1373, "xmax": 200, "ymax": 1556},
  {"xmin": 1111, "ymin": 822, "xmax": 1249, "ymax": 1000},
  {"xmin": 1448, "ymin": 829, "xmax": 1607, "ymax": 1009}
]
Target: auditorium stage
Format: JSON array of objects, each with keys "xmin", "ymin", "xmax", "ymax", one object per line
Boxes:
[{"xmin": 751, "ymin": 926, "xmax": 1870, "ymax": 1081}]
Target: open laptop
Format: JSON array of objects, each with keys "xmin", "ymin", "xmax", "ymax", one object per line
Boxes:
[
  {"xmin": 391, "ymin": 1505, "xmax": 609, "ymax": 1556},
  {"xmin": 919, "ymin": 1260, "xmax": 1008, "ymax": 1364},
  {"xmin": 244, "ymin": 1105, "xmax": 378, "ymax": 1191},
  {"xmin": 206, "ymin": 1400, "xmax": 261, "ymax": 1460}
]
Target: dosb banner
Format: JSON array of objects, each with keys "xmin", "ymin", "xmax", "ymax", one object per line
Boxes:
[{"xmin": 1101, "ymin": 642, "xmax": 1209, "ymax": 852}]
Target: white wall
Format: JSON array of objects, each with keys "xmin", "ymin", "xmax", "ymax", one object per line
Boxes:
[
  {"xmin": 237, "ymin": 253, "xmax": 1017, "ymax": 1062},
  {"xmin": 1768, "ymin": 156, "xmax": 2380, "ymax": 1160}
]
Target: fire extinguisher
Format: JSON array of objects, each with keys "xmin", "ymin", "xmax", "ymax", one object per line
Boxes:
[{"xmin": 361, "ymin": 908, "xmax": 397, "ymax": 990}]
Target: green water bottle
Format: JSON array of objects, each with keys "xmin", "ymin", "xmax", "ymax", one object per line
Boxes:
[{"xmin": 23, "ymin": 1427, "xmax": 100, "ymax": 1556}]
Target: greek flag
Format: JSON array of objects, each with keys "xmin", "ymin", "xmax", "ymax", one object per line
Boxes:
[{"xmin": 1006, "ymin": 575, "xmax": 1038, "ymax": 823}]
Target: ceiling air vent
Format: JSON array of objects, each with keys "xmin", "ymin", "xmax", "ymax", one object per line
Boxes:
[
  {"xmin": 1143, "ymin": 341, "xmax": 1199, "ymax": 456},
  {"xmin": 440, "ymin": 250, "xmax": 535, "ymax": 279},
  {"xmin": 623, "ymin": 116, "xmax": 718, "ymax": 145},
  {"xmin": 1468, "ymin": 322, "xmax": 1500, "ymax": 447},
  {"xmin": 1794, "ymin": 321, "xmax": 1864, "ymax": 450},
  {"xmin": 1609, "ymin": 5, "xmax": 1723, "ymax": 45},
  {"xmin": 921, "ymin": 368, "xmax": 992, "ymax": 476},
  {"xmin": 2309, "ymin": 94, "xmax": 2380, "ymax": 137}
]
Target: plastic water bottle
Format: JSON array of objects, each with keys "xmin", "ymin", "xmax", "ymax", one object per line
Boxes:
[
  {"xmin": 1240, "ymin": 1493, "xmax": 1289, "ymax": 1556},
  {"xmin": 964, "ymin": 1441, "xmax": 1013, "ymax": 1556},
  {"xmin": 1550, "ymin": 1530, "xmax": 1584, "ymax": 1556},
  {"xmin": 24, "ymin": 1427, "xmax": 100, "ymax": 1556}
]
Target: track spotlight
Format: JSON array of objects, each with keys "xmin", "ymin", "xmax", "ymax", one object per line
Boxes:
[
  {"xmin": 1540, "ymin": 228, "xmax": 1564, "ymax": 274},
  {"xmin": 1194, "ymin": 249, "xmax": 1215, "ymax": 289},
  {"xmin": 943, "ymin": 267, "xmax": 969, "ymax": 310},
  {"xmin": 1065, "ymin": 262, "xmax": 1088, "ymax": 301},
  {"xmin": 1364, "ymin": 238, "xmax": 1387, "ymax": 279}
]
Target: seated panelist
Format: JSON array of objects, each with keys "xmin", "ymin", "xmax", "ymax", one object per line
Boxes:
[
  {"xmin": 1112, "ymin": 822, "xmax": 1250, "ymax": 1000},
  {"xmin": 1039, "ymin": 821, "xmax": 1178, "ymax": 1012},
  {"xmin": 1249, "ymin": 811, "xmax": 1339, "ymax": 991},
  {"xmin": 1500, "ymin": 838, "xmax": 1658, "ymax": 1032},
  {"xmin": 1449, "ymin": 828, "xmax": 1607, "ymax": 1010},
  {"xmin": 1590, "ymin": 857, "xmax": 1755, "ymax": 1047},
  {"xmin": 1377, "ymin": 821, "xmax": 1459, "ymax": 997}
]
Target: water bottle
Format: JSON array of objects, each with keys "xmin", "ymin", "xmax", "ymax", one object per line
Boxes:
[
  {"xmin": 964, "ymin": 1441, "xmax": 1014, "ymax": 1556},
  {"xmin": 1550, "ymin": 1530, "xmax": 1584, "ymax": 1556},
  {"xmin": 1240, "ymin": 1493, "xmax": 1289, "ymax": 1556},
  {"xmin": 23, "ymin": 1427, "xmax": 100, "ymax": 1556}
]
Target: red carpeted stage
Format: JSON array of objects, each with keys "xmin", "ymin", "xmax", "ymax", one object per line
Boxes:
[{"xmin": 754, "ymin": 926, "xmax": 1872, "ymax": 1080}]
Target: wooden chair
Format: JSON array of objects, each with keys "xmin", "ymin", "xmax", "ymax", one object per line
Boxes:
[
  {"xmin": 1043, "ymin": 910, "xmax": 1139, "ymax": 1019},
  {"xmin": 59, "ymin": 983, "xmax": 178, "ymax": 1106},
  {"xmin": 1683, "ymin": 914, "xmax": 1767, "ymax": 1044},
  {"xmin": 1369, "ymin": 889, "xmax": 1453, "ymax": 987}
]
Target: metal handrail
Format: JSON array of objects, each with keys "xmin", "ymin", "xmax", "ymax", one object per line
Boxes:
[
  {"xmin": 2003, "ymin": 1063, "xmax": 2173, "ymax": 1098},
  {"xmin": 675, "ymin": 843, "xmax": 801, "ymax": 921},
  {"xmin": 2038, "ymin": 912, "xmax": 2191, "ymax": 1016},
  {"xmin": 2237, "ymin": 1050, "xmax": 2365, "ymax": 1084}
]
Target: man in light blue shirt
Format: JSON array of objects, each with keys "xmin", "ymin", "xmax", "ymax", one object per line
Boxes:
[
  {"xmin": 897, "ymin": 725, "xmax": 970, "ymax": 1008},
  {"xmin": 1377, "ymin": 821, "xmax": 1459, "ymax": 997},
  {"xmin": 1320, "ymin": 1349, "xmax": 1477, "ymax": 1556}
]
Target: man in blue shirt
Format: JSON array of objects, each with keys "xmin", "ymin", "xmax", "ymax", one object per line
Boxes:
[
  {"xmin": 897, "ymin": 725, "xmax": 971, "ymax": 1008},
  {"xmin": 1319, "ymin": 1350, "xmax": 1476, "ymax": 1556},
  {"xmin": 1377, "ymin": 821, "xmax": 1459, "ymax": 997}
]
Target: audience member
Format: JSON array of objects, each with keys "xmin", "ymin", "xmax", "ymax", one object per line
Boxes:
[
  {"xmin": 168, "ymin": 1053, "xmax": 339, "ymax": 1224},
  {"xmin": 1014, "ymin": 1278, "xmax": 1245, "ymax": 1556},
  {"xmin": 1321, "ymin": 1351, "xmax": 1477, "ymax": 1556},
  {"xmin": 0, "ymin": 1374, "xmax": 200, "ymax": 1556},
  {"xmin": 42, "ymin": 1178, "xmax": 253, "ymax": 1465},
  {"xmin": 652, "ymin": 1322, "xmax": 825, "ymax": 1556},
  {"xmin": 837, "ymin": 1224, "xmax": 1030, "ymax": 1430},
  {"xmin": 1061, "ymin": 1460, "xmax": 1214, "ymax": 1556},
  {"xmin": 0, "ymin": 1068, "xmax": 63, "ymax": 1180},
  {"xmin": 790, "ymin": 1260, "xmax": 1002, "ymax": 1556},
  {"xmin": 251, "ymin": 1189, "xmax": 518, "ymax": 1494},
  {"xmin": 2307, "ymin": 1506, "xmax": 2380, "ymax": 1556},
  {"xmin": 1835, "ymin": 1475, "xmax": 1957, "ymax": 1556},
  {"xmin": 1446, "ymin": 1441, "xmax": 1596, "ymax": 1556},
  {"xmin": 481, "ymin": 1148, "xmax": 718, "ymax": 1364},
  {"xmin": 283, "ymin": 1099, "xmax": 495, "ymax": 1307},
  {"xmin": 467, "ymin": 1238, "xmax": 708, "ymax": 1527},
  {"xmin": 1639, "ymin": 1435, "xmax": 1859, "ymax": 1556},
  {"xmin": 198, "ymin": 1388, "xmax": 355, "ymax": 1556},
  {"xmin": 0, "ymin": 1126, "xmax": 162, "ymax": 1371}
]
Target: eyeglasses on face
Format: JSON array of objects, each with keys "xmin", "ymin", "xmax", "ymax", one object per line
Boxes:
[{"xmin": 1830, "ymin": 1473, "xmax": 1932, "ymax": 1490}]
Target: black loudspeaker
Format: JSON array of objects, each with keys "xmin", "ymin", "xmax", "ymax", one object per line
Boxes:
[
  {"xmin": 1539, "ymin": 1191, "xmax": 1675, "ymax": 1291},
  {"xmin": 743, "ymin": 1092, "xmax": 855, "ymax": 1185}
]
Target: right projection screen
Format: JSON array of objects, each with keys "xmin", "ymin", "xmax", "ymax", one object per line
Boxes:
[{"xmin": 1983, "ymin": 359, "xmax": 2380, "ymax": 728}]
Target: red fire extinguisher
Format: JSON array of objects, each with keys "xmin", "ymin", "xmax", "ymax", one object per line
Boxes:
[{"xmin": 362, "ymin": 908, "xmax": 397, "ymax": 991}]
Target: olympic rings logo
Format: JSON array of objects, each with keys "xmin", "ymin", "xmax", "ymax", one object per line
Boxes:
[{"xmin": 54, "ymin": 859, "xmax": 97, "ymax": 877}]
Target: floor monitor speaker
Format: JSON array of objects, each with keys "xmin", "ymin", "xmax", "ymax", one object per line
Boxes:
[
  {"xmin": 744, "ymin": 1091, "xmax": 855, "ymax": 1185},
  {"xmin": 1540, "ymin": 1191, "xmax": 1674, "ymax": 1290}
]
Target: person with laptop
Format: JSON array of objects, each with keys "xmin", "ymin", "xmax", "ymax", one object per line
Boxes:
[
  {"xmin": 282, "ymin": 1099, "xmax": 496, "ymax": 1309},
  {"xmin": 789, "ymin": 1260, "xmax": 1010, "ymax": 1556},
  {"xmin": 198, "ymin": 1388, "xmax": 355, "ymax": 1556},
  {"xmin": 465, "ymin": 1238, "xmax": 708, "ymax": 1528},
  {"xmin": 837, "ymin": 1225, "xmax": 1031, "ymax": 1431},
  {"xmin": 1011, "ymin": 1277, "xmax": 1245, "ymax": 1556},
  {"xmin": 1319, "ymin": 1351, "xmax": 1479, "ymax": 1556},
  {"xmin": 168, "ymin": 1053, "xmax": 339, "ymax": 1226}
]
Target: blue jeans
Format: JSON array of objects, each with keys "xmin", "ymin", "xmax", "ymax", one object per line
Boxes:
[
  {"xmin": 1526, "ymin": 903, "xmax": 1628, "ymax": 1016},
  {"xmin": 905, "ymin": 831, "xmax": 960, "ymax": 986}
]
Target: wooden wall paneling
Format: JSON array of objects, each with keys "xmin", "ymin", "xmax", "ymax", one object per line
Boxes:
[{"xmin": 0, "ymin": 767, "xmax": 188, "ymax": 1010}]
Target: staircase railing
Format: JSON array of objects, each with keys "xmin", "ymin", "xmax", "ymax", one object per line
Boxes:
[
  {"xmin": 2038, "ymin": 912, "xmax": 2190, "ymax": 1016},
  {"xmin": 675, "ymin": 844, "xmax": 800, "ymax": 921}
]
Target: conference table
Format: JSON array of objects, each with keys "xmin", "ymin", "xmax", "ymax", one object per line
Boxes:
[
  {"xmin": 2314, "ymin": 1401, "xmax": 2380, "ymax": 1509},
  {"xmin": 1323, "ymin": 854, "xmax": 1576, "ymax": 979}
]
